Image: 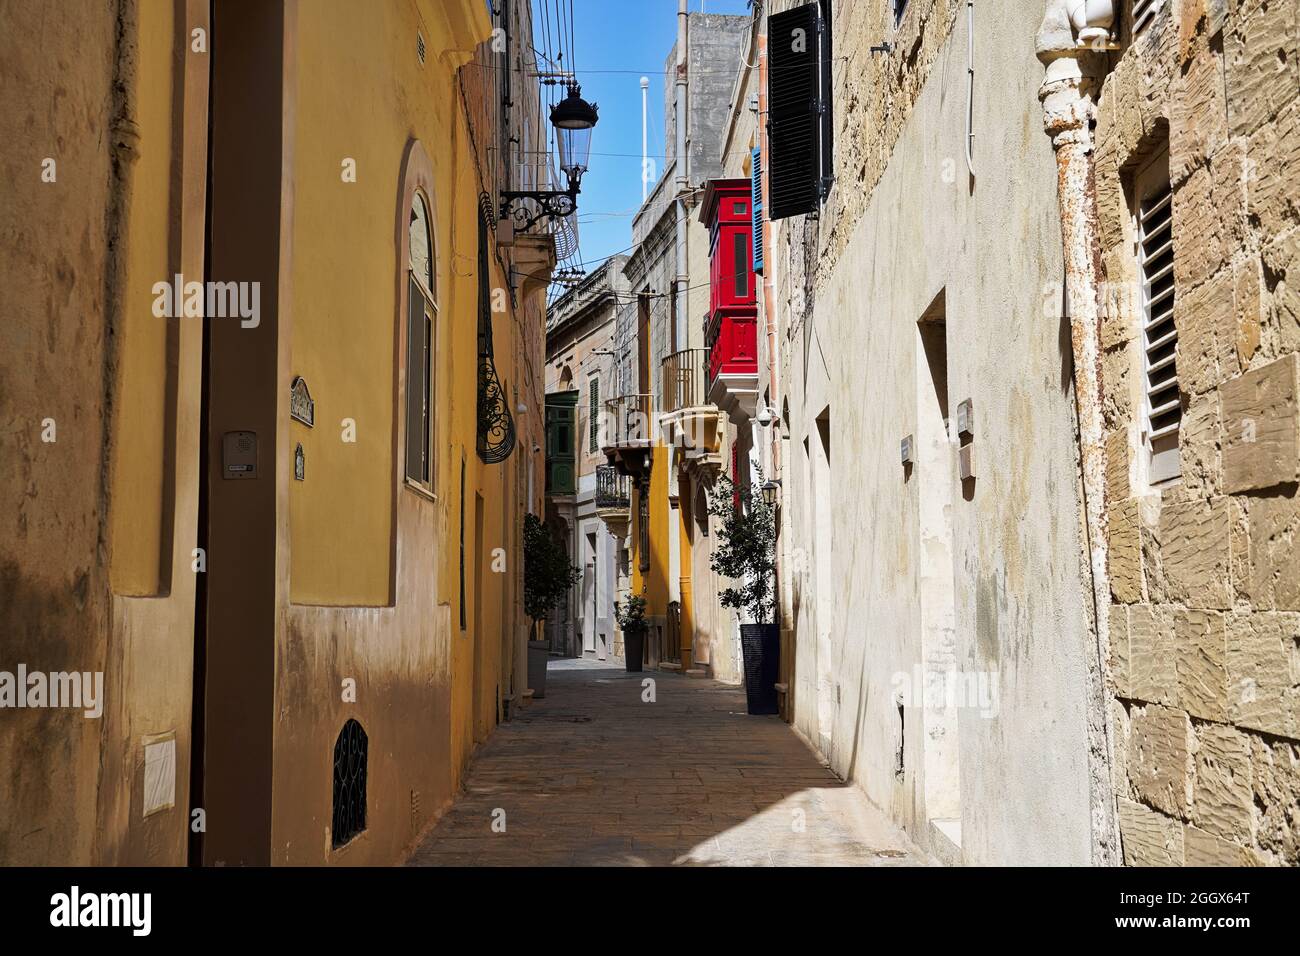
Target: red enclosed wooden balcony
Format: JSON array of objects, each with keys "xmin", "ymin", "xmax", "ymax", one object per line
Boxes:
[
  {"xmin": 707, "ymin": 313, "xmax": 758, "ymax": 383},
  {"xmin": 700, "ymin": 178, "xmax": 760, "ymax": 422}
]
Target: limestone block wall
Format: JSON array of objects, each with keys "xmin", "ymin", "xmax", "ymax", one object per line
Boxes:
[{"xmin": 1094, "ymin": 0, "xmax": 1300, "ymax": 865}]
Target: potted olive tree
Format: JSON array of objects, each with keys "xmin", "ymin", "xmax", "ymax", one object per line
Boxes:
[
  {"xmin": 613, "ymin": 595, "xmax": 648, "ymax": 673},
  {"xmin": 523, "ymin": 513, "xmax": 580, "ymax": 699},
  {"xmin": 708, "ymin": 471, "xmax": 780, "ymax": 714}
]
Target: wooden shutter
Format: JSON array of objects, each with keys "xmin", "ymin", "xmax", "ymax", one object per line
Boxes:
[
  {"xmin": 752, "ymin": 146, "xmax": 764, "ymax": 273},
  {"xmin": 546, "ymin": 390, "xmax": 578, "ymax": 494},
  {"xmin": 767, "ymin": 3, "xmax": 820, "ymax": 220},
  {"xmin": 819, "ymin": 0, "xmax": 833, "ymax": 195}
]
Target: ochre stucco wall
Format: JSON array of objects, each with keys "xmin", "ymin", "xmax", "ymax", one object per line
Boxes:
[{"xmin": 1, "ymin": 0, "xmax": 207, "ymax": 866}]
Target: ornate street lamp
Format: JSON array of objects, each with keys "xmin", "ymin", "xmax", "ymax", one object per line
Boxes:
[
  {"xmin": 500, "ymin": 84, "xmax": 599, "ymax": 231},
  {"xmin": 760, "ymin": 479, "xmax": 782, "ymax": 508}
]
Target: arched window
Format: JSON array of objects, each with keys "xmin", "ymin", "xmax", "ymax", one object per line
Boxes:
[
  {"xmin": 331, "ymin": 718, "xmax": 368, "ymax": 848},
  {"xmin": 405, "ymin": 192, "xmax": 436, "ymax": 489}
]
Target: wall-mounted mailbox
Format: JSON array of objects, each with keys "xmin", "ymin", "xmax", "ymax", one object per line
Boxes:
[
  {"xmin": 956, "ymin": 398, "xmax": 974, "ymax": 440},
  {"xmin": 222, "ymin": 431, "xmax": 258, "ymax": 480}
]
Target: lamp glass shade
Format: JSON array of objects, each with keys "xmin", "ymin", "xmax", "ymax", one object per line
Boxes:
[{"xmin": 550, "ymin": 87, "xmax": 598, "ymax": 181}]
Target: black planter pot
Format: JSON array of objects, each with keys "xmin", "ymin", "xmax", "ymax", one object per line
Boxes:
[
  {"xmin": 740, "ymin": 623, "xmax": 780, "ymax": 715},
  {"xmin": 623, "ymin": 627, "xmax": 646, "ymax": 672}
]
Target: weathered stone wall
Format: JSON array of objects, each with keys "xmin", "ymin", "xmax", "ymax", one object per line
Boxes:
[
  {"xmin": 770, "ymin": 0, "xmax": 1100, "ymax": 863},
  {"xmin": 1095, "ymin": 0, "xmax": 1300, "ymax": 865},
  {"xmin": 800, "ymin": 0, "xmax": 963, "ymax": 286}
]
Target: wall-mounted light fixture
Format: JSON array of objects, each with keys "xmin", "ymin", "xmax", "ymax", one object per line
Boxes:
[{"xmin": 499, "ymin": 84, "xmax": 599, "ymax": 231}]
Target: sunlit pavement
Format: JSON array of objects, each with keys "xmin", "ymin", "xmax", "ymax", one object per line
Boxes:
[{"xmin": 407, "ymin": 657, "xmax": 929, "ymax": 867}]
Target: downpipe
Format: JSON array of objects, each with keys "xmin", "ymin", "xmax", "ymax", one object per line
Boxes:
[
  {"xmin": 965, "ymin": 0, "xmax": 975, "ymax": 178},
  {"xmin": 1037, "ymin": 6, "xmax": 1120, "ymax": 866}
]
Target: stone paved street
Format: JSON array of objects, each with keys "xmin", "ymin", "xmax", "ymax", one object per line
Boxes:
[{"xmin": 407, "ymin": 658, "xmax": 928, "ymax": 866}]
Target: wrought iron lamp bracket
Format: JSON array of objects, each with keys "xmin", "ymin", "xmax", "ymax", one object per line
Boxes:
[{"xmin": 499, "ymin": 182, "xmax": 580, "ymax": 232}]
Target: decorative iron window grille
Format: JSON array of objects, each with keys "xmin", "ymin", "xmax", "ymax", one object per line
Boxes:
[
  {"xmin": 477, "ymin": 193, "xmax": 517, "ymax": 463},
  {"xmin": 638, "ymin": 480, "xmax": 650, "ymax": 573},
  {"xmin": 331, "ymin": 719, "xmax": 368, "ymax": 848},
  {"xmin": 460, "ymin": 458, "xmax": 467, "ymax": 629}
]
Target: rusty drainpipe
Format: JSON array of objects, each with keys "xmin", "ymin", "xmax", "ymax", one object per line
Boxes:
[{"xmin": 1036, "ymin": 5, "xmax": 1120, "ymax": 866}]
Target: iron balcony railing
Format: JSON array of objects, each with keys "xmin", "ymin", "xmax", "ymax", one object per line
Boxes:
[
  {"xmin": 594, "ymin": 464, "xmax": 630, "ymax": 509},
  {"xmin": 660, "ymin": 348, "xmax": 710, "ymax": 414},
  {"xmin": 602, "ymin": 393, "xmax": 655, "ymax": 447}
]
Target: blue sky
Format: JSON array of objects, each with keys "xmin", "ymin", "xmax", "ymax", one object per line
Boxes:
[{"xmin": 535, "ymin": 0, "xmax": 753, "ymax": 273}]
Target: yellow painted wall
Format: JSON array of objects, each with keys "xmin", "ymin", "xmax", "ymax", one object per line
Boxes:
[
  {"xmin": 270, "ymin": 0, "xmax": 533, "ymax": 862},
  {"xmin": 108, "ymin": 0, "xmax": 175, "ymax": 596},
  {"xmin": 289, "ymin": 0, "xmax": 416, "ymax": 605}
]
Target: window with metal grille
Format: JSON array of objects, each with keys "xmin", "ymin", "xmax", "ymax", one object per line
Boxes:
[
  {"xmin": 589, "ymin": 376, "xmax": 600, "ymax": 453},
  {"xmin": 459, "ymin": 458, "xmax": 466, "ymax": 629},
  {"xmin": 1132, "ymin": 0, "xmax": 1162, "ymax": 34},
  {"xmin": 1136, "ymin": 150, "xmax": 1180, "ymax": 484},
  {"xmin": 405, "ymin": 193, "xmax": 436, "ymax": 490},
  {"xmin": 331, "ymin": 719, "xmax": 368, "ymax": 849},
  {"xmin": 638, "ymin": 482, "xmax": 650, "ymax": 573}
]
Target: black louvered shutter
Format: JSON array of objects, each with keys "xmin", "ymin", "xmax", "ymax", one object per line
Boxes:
[
  {"xmin": 819, "ymin": 0, "xmax": 833, "ymax": 196},
  {"xmin": 767, "ymin": 2, "xmax": 820, "ymax": 220}
]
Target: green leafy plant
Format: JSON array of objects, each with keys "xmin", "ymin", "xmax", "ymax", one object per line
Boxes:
[
  {"xmin": 614, "ymin": 595, "xmax": 647, "ymax": 633},
  {"xmin": 707, "ymin": 470, "xmax": 777, "ymax": 625},
  {"xmin": 523, "ymin": 513, "xmax": 580, "ymax": 624}
]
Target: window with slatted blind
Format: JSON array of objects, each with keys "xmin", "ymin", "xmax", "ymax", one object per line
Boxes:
[
  {"xmin": 1132, "ymin": 0, "xmax": 1163, "ymax": 34},
  {"xmin": 1136, "ymin": 150, "xmax": 1180, "ymax": 484},
  {"xmin": 588, "ymin": 375, "xmax": 600, "ymax": 453},
  {"xmin": 751, "ymin": 147, "xmax": 764, "ymax": 273}
]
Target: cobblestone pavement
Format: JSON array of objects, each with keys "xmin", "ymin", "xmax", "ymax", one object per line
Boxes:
[{"xmin": 407, "ymin": 658, "xmax": 929, "ymax": 867}]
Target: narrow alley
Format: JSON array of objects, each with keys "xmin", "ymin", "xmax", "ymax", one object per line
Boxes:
[
  {"xmin": 408, "ymin": 660, "xmax": 925, "ymax": 867},
  {"xmin": 4, "ymin": 0, "xmax": 1299, "ymax": 895}
]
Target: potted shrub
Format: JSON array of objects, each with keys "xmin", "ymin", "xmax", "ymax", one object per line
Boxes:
[
  {"xmin": 708, "ymin": 471, "xmax": 780, "ymax": 714},
  {"xmin": 523, "ymin": 513, "xmax": 580, "ymax": 699},
  {"xmin": 614, "ymin": 595, "xmax": 648, "ymax": 673}
]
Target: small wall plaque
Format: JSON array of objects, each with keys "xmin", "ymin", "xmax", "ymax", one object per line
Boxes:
[
  {"xmin": 900, "ymin": 435, "xmax": 914, "ymax": 465},
  {"xmin": 290, "ymin": 376, "xmax": 315, "ymax": 427},
  {"xmin": 142, "ymin": 732, "xmax": 177, "ymax": 818},
  {"xmin": 294, "ymin": 443, "xmax": 305, "ymax": 481}
]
